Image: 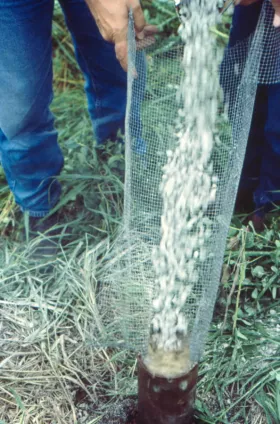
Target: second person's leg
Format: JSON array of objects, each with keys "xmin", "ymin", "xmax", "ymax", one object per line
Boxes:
[
  {"xmin": 222, "ymin": 2, "xmax": 265, "ymax": 211},
  {"xmin": 59, "ymin": 0, "xmax": 127, "ymax": 145},
  {"xmin": 254, "ymin": 83, "xmax": 280, "ymax": 213}
]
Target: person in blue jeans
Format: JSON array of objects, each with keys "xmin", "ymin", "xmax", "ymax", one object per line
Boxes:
[
  {"xmin": 227, "ymin": 0, "xmax": 280, "ymax": 229},
  {"xmin": 0, "ymin": 0, "xmax": 156, "ymax": 254}
]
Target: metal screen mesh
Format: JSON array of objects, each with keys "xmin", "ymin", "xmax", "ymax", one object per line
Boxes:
[{"xmin": 99, "ymin": 0, "xmax": 280, "ymax": 362}]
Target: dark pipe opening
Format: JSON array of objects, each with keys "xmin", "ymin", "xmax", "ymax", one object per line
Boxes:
[{"xmin": 137, "ymin": 356, "xmax": 198, "ymax": 424}]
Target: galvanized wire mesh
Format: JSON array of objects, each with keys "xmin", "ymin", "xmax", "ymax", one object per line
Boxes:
[{"xmin": 99, "ymin": 0, "xmax": 280, "ymax": 362}]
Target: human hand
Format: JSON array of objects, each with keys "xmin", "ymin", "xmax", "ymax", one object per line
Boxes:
[
  {"xmin": 136, "ymin": 25, "xmax": 159, "ymax": 51},
  {"xmin": 85, "ymin": 0, "xmax": 158, "ymax": 71},
  {"xmin": 272, "ymin": 0, "xmax": 280, "ymax": 27}
]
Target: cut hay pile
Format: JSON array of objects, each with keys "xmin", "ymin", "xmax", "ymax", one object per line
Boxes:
[{"xmin": 0, "ymin": 238, "xmax": 137, "ymax": 424}]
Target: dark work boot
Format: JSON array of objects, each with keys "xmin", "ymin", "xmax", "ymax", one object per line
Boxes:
[
  {"xmin": 25, "ymin": 212, "xmax": 61, "ymax": 260},
  {"xmin": 251, "ymin": 212, "xmax": 265, "ymax": 232},
  {"xmin": 235, "ymin": 188, "xmax": 255, "ymax": 214}
]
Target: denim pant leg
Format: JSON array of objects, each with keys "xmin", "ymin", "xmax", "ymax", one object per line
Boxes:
[
  {"xmin": 0, "ymin": 0, "xmax": 63, "ymax": 217},
  {"xmin": 254, "ymin": 83, "xmax": 280, "ymax": 210},
  {"xmin": 223, "ymin": 3, "xmax": 266, "ymax": 199},
  {"xmin": 240, "ymin": 86, "xmax": 267, "ymax": 193},
  {"xmin": 59, "ymin": 0, "xmax": 127, "ymax": 145},
  {"xmin": 228, "ymin": 2, "xmax": 263, "ymax": 48},
  {"xmin": 230, "ymin": 3, "xmax": 280, "ymax": 210}
]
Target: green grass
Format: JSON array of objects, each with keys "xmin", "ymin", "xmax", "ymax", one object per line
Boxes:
[
  {"xmin": 0, "ymin": 2, "xmax": 279, "ymax": 423},
  {"xmin": 196, "ymin": 221, "xmax": 280, "ymax": 423}
]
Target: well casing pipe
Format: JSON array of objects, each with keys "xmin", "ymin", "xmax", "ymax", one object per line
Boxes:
[{"xmin": 137, "ymin": 356, "xmax": 198, "ymax": 424}]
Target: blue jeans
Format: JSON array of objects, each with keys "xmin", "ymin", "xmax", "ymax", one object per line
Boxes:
[
  {"xmin": 0, "ymin": 0, "xmax": 132, "ymax": 217},
  {"xmin": 229, "ymin": 2, "xmax": 280, "ymax": 212}
]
